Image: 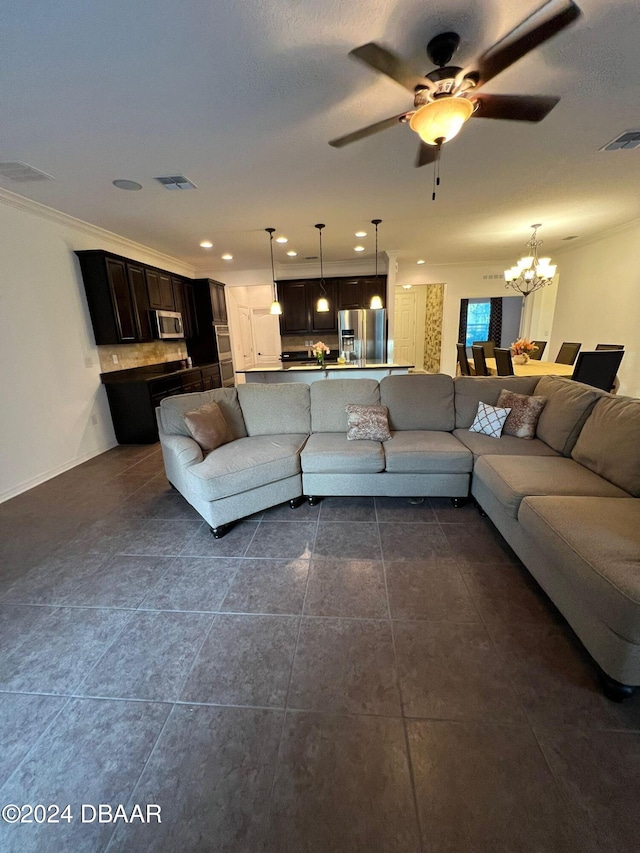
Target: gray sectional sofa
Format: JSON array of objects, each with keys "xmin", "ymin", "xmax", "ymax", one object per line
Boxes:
[{"xmin": 156, "ymin": 373, "xmax": 640, "ymax": 699}]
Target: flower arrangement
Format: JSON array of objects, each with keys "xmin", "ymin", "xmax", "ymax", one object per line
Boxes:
[
  {"xmin": 510, "ymin": 338, "xmax": 538, "ymax": 356},
  {"xmin": 312, "ymin": 341, "xmax": 330, "ymax": 367}
]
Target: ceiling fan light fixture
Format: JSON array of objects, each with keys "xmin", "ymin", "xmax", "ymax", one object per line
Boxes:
[{"xmin": 409, "ymin": 97, "xmax": 474, "ymax": 145}]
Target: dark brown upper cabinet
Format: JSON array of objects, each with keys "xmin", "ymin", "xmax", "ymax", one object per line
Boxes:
[
  {"xmin": 210, "ymin": 280, "xmax": 228, "ymax": 325},
  {"xmin": 278, "ymin": 281, "xmax": 309, "ymax": 334},
  {"xmin": 146, "ymin": 269, "xmax": 175, "ymax": 311},
  {"xmin": 278, "ymin": 276, "xmax": 386, "ymax": 335},
  {"xmin": 128, "ymin": 263, "xmax": 153, "ymax": 342},
  {"xmin": 77, "ymin": 251, "xmax": 141, "ymax": 345},
  {"xmin": 309, "ymin": 280, "xmax": 336, "ymax": 333}
]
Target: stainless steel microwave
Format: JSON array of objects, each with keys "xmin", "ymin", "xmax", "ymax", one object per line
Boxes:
[{"xmin": 152, "ymin": 310, "xmax": 184, "ymax": 340}]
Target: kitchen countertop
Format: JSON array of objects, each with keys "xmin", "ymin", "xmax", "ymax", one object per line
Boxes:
[
  {"xmin": 237, "ymin": 361, "xmax": 414, "ymax": 373},
  {"xmin": 100, "ymin": 361, "xmax": 218, "ymax": 384}
]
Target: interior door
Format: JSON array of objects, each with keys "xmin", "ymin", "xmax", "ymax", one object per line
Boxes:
[
  {"xmin": 394, "ymin": 290, "xmax": 417, "ymax": 364},
  {"xmin": 251, "ymin": 308, "xmax": 281, "ymax": 364},
  {"xmin": 238, "ymin": 306, "xmax": 254, "ymax": 368}
]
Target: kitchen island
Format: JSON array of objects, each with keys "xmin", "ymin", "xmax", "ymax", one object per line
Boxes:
[{"xmin": 237, "ymin": 361, "xmax": 415, "ymax": 384}]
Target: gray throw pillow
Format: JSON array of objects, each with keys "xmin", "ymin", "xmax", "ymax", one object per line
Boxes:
[{"xmin": 497, "ymin": 389, "xmax": 548, "ymax": 440}]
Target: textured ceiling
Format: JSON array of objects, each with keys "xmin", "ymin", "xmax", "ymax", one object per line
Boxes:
[{"xmin": 3, "ymin": 0, "xmax": 640, "ymax": 275}]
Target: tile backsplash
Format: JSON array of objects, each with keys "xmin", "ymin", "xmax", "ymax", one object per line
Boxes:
[
  {"xmin": 99, "ymin": 341, "xmax": 188, "ymax": 373},
  {"xmin": 281, "ymin": 334, "xmax": 339, "ymax": 352}
]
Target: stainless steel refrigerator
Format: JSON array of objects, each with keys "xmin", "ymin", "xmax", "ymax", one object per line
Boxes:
[{"xmin": 338, "ymin": 309, "xmax": 387, "ymax": 363}]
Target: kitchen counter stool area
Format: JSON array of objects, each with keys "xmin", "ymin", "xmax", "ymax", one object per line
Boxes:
[{"xmin": 1, "ymin": 447, "xmax": 639, "ymax": 851}]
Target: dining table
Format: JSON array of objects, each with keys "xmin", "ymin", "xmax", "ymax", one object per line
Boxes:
[{"xmin": 476, "ymin": 358, "xmax": 574, "ymax": 377}]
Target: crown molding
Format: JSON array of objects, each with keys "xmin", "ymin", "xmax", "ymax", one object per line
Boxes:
[
  {"xmin": 0, "ymin": 187, "xmax": 196, "ymax": 276},
  {"xmin": 552, "ymin": 215, "xmax": 640, "ymax": 257}
]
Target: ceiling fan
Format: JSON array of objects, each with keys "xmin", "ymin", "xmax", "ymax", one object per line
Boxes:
[{"xmin": 329, "ymin": 0, "xmax": 582, "ymax": 168}]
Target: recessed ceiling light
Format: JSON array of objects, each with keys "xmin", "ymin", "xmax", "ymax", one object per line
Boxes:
[
  {"xmin": 354, "ymin": 246, "xmax": 365, "ymax": 252},
  {"xmin": 275, "ymin": 236, "xmax": 288, "ymax": 244},
  {"xmin": 287, "ymin": 250, "xmax": 297, "ymax": 257},
  {"xmin": 221, "ymin": 253, "xmax": 233, "ymax": 261},
  {"xmin": 402, "ymin": 284, "xmax": 412, "ymax": 289},
  {"xmin": 416, "ymin": 259, "xmax": 426, "ymax": 264},
  {"xmin": 112, "ymin": 179, "xmax": 142, "ymax": 191},
  {"xmin": 199, "ymin": 240, "xmax": 213, "ymax": 249},
  {"xmin": 355, "ymin": 231, "xmax": 367, "ymax": 237}
]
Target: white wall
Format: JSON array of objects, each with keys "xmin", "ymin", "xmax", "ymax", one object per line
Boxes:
[
  {"xmin": 548, "ymin": 221, "xmax": 640, "ymax": 397},
  {"xmin": 0, "ymin": 190, "xmax": 194, "ymax": 501}
]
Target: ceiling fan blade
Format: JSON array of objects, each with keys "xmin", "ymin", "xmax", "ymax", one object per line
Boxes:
[
  {"xmin": 472, "ymin": 93, "xmax": 560, "ymax": 122},
  {"xmin": 349, "ymin": 42, "xmax": 432, "ymax": 94},
  {"xmin": 474, "ymin": 0, "xmax": 581, "ymax": 87},
  {"xmin": 328, "ymin": 113, "xmax": 409, "ymax": 148},
  {"xmin": 415, "ymin": 142, "xmax": 438, "ymax": 168}
]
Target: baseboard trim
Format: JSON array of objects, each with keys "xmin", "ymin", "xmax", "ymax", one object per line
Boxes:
[{"xmin": 0, "ymin": 441, "xmax": 118, "ymax": 503}]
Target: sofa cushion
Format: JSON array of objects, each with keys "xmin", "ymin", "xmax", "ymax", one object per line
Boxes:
[
  {"xmin": 183, "ymin": 401, "xmax": 234, "ymax": 451},
  {"xmin": 472, "ymin": 455, "xmax": 630, "ymax": 519},
  {"xmin": 519, "ymin": 496, "xmax": 640, "ymax": 643},
  {"xmin": 497, "ymin": 389, "xmax": 547, "ymax": 440},
  {"xmin": 346, "ymin": 404, "xmax": 391, "ymax": 441},
  {"xmin": 237, "ymin": 383, "xmax": 311, "ymax": 436},
  {"xmin": 469, "ymin": 401, "xmax": 512, "ymax": 438},
  {"xmin": 186, "ymin": 433, "xmax": 308, "ymax": 502},
  {"xmin": 310, "ymin": 379, "xmax": 380, "ymax": 433},
  {"xmin": 383, "ymin": 431, "xmax": 472, "ymax": 474},
  {"xmin": 380, "ymin": 373, "xmax": 455, "ymax": 431},
  {"xmin": 160, "ymin": 388, "xmax": 247, "ymax": 439},
  {"xmin": 301, "ymin": 432, "xmax": 385, "ymax": 474},
  {"xmin": 453, "ymin": 429, "xmax": 559, "ymax": 459},
  {"xmin": 533, "ymin": 376, "xmax": 603, "ymax": 455},
  {"xmin": 571, "ymin": 396, "xmax": 640, "ymax": 497},
  {"xmin": 453, "ymin": 376, "xmax": 541, "ymax": 428}
]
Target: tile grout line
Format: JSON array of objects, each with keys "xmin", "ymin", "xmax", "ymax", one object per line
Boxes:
[{"xmin": 378, "ymin": 497, "xmax": 426, "ymax": 853}]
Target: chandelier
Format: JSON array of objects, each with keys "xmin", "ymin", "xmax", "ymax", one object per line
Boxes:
[{"xmin": 504, "ymin": 224, "xmax": 557, "ymax": 298}]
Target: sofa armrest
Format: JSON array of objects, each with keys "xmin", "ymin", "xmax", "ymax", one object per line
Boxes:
[{"xmin": 159, "ymin": 433, "xmax": 204, "ymax": 467}]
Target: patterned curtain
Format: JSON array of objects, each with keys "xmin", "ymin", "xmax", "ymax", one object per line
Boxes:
[
  {"xmin": 488, "ymin": 297, "xmax": 503, "ymax": 345},
  {"xmin": 458, "ymin": 298, "xmax": 469, "ymax": 345},
  {"xmin": 423, "ymin": 284, "xmax": 445, "ymax": 373}
]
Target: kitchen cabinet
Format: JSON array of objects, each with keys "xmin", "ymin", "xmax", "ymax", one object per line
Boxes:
[
  {"xmin": 146, "ymin": 269, "xmax": 175, "ymax": 311},
  {"xmin": 277, "ymin": 276, "xmax": 385, "ymax": 335},
  {"xmin": 171, "ymin": 277, "xmax": 196, "ymax": 339},
  {"xmin": 210, "ymin": 281, "xmax": 228, "ymax": 325},
  {"xmin": 102, "ymin": 363, "xmax": 221, "ymax": 443},
  {"xmin": 189, "ymin": 279, "xmax": 228, "ymax": 363},
  {"xmin": 76, "ymin": 251, "xmax": 145, "ymax": 345},
  {"xmin": 128, "ymin": 263, "xmax": 153, "ymax": 342}
]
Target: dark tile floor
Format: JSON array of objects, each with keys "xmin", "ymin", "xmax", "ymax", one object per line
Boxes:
[{"xmin": 1, "ymin": 444, "xmax": 639, "ymax": 852}]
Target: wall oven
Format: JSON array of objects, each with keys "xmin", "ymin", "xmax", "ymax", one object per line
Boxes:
[
  {"xmin": 214, "ymin": 324, "xmax": 232, "ymax": 361},
  {"xmin": 152, "ymin": 310, "xmax": 184, "ymax": 340},
  {"xmin": 220, "ymin": 359, "xmax": 235, "ymax": 387}
]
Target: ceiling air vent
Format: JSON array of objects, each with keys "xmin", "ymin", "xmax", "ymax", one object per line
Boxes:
[
  {"xmin": 482, "ymin": 273, "xmax": 504, "ymax": 280},
  {"xmin": 600, "ymin": 130, "xmax": 640, "ymax": 151},
  {"xmin": 0, "ymin": 161, "xmax": 56, "ymax": 182},
  {"xmin": 154, "ymin": 175, "xmax": 197, "ymax": 190}
]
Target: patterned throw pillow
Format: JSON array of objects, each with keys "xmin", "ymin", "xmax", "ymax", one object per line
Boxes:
[
  {"xmin": 183, "ymin": 401, "xmax": 234, "ymax": 451},
  {"xmin": 497, "ymin": 389, "xmax": 548, "ymax": 440},
  {"xmin": 469, "ymin": 401, "xmax": 511, "ymax": 439},
  {"xmin": 346, "ymin": 404, "xmax": 391, "ymax": 441}
]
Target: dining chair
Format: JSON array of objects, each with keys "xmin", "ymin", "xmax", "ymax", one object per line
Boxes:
[
  {"xmin": 472, "ymin": 340, "xmax": 496, "ymax": 358},
  {"xmin": 529, "ymin": 340, "xmax": 547, "ymax": 360},
  {"xmin": 456, "ymin": 343, "xmax": 472, "ymax": 376},
  {"xmin": 494, "ymin": 348, "xmax": 515, "ymax": 376},
  {"xmin": 572, "ymin": 350, "xmax": 624, "ymax": 391},
  {"xmin": 471, "ymin": 345, "xmax": 490, "ymax": 376},
  {"xmin": 555, "ymin": 342, "xmax": 582, "ymax": 365},
  {"xmin": 595, "ymin": 343, "xmax": 624, "ymax": 351}
]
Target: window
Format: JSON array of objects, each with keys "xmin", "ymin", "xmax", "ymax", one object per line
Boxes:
[{"xmin": 465, "ymin": 300, "xmax": 491, "ymax": 347}]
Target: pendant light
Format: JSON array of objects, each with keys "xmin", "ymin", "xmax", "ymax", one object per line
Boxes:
[
  {"xmin": 266, "ymin": 228, "xmax": 282, "ymax": 315},
  {"xmin": 315, "ymin": 223, "xmax": 330, "ymax": 312},
  {"xmin": 370, "ymin": 218, "xmax": 384, "ymax": 309}
]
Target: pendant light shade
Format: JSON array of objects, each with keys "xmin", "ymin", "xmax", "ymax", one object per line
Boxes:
[
  {"xmin": 265, "ymin": 228, "xmax": 282, "ymax": 315},
  {"xmin": 315, "ymin": 223, "xmax": 329, "ymax": 312},
  {"xmin": 370, "ymin": 219, "xmax": 384, "ymax": 310}
]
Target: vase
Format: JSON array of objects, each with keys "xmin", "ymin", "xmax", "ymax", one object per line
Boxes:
[
  {"xmin": 513, "ymin": 354, "xmax": 529, "ymax": 365},
  {"xmin": 316, "ymin": 355, "xmax": 325, "ymax": 368}
]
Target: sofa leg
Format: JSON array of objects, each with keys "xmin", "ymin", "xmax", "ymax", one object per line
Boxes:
[
  {"xmin": 474, "ymin": 499, "xmax": 488, "ymax": 517},
  {"xmin": 210, "ymin": 523, "xmax": 232, "ymax": 540},
  {"xmin": 598, "ymin": 671, "xmax": 637, "ymax": 703},
  {"xmin": 307, "ymin": 496, "xmax": 322, "ymax": 506},
  {"xmin": 450, "ymin": 497, "xmax": 467, "ymax": 509},
  {"xmin": 289, "ymin": 496, "xmax": 305, "ymax": 509}
]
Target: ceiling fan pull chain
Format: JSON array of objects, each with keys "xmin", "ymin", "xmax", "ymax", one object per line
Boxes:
[{"xmin": 432, "ymin": 138, "xmax": 443, "ymax": 201}]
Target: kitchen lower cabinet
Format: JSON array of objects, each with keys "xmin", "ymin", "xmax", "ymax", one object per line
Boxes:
[{"xmin": 102, "ymin": 364, "xmax": 221, "ymax": 443}]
